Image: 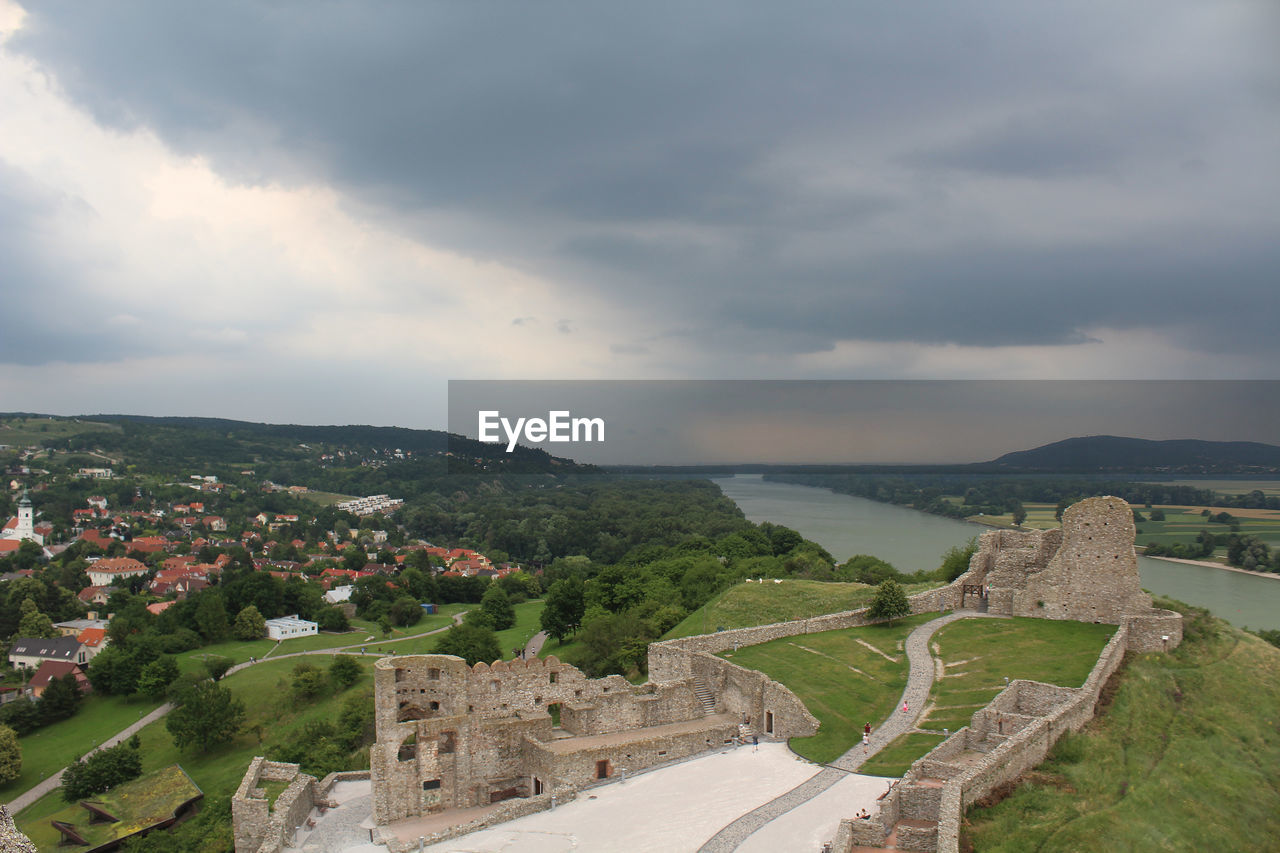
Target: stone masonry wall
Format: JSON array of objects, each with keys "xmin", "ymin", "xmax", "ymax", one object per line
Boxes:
[
  {"xmin": 232, "ymin": 758, "xmax": 321, "ymax": 853},
  {"xmin": 371, "ymin": 652, "xmax": 728, "ymax": 825},
  {"xmin": 687, "ymin": 651, "xmax": 819, "ymax": 737}
]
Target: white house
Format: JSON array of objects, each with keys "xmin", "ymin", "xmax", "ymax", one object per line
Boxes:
[
  {"xmin": 323, "ymin": 585, "xmax": 353, "ymax": 605},
  {"xmin": 264, "ymin": 614, "xmax": 318, "ymax": 641}
]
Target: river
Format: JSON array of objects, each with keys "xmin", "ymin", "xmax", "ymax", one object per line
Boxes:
[{"xmin": 714, "ymin": 474, "xmax": 1280, "ymax": 631}]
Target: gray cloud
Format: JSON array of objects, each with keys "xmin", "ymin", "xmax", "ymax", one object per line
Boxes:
[{"xmin": 7, "ymin": 0, "xmax": 1280, "ymax": 370}]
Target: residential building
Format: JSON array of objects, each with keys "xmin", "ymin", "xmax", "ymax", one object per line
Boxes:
[
  {"xmin": 264, "ymin": 614, "xmax": 318, "ymax": 640},
  {"xmin": 9, "ymin": 636, "xmax": 88, "ymax": 669}
]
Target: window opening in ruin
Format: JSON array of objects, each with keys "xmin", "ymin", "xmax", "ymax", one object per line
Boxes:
[
  {"xmin": 394, "ymin": 668, "xmax": 406, "ymax": 682},
  {"xmin": 429, "ymin": 701, "xmax": 440, "ymax": 711},
  {"xmin": 534, "ymin": 777, "xmax": 544, "ymax": 795},
  {"xmin": 766, "ymin": 711, "xmax": 774, "ymax": 734},
  {"xmin": 548, "ymin": 703, "xmax": 562, "ymax": 727},
  {"xmin": 423, "ymin": 779, "xmax": 441, "ymax": 790},
  {"xmin": 595, "ymin": 760, "xmax": 610, "ymax": 780},
  {"xmin": 398, "ymin": 732, "xmax": 417, "ymax": 761},
  {"xmin": 439, "ymin": 731, "xmax": 456, "ymax": 754},
  {"xmin": 428, "ymin": 668, "xmax": 441, "ymax": 680},
  {"xmin": 574, "ymin": 690, "xmax": 582, "ymax": 698},
  {"xmin": 549, "ymin": 671, "xmax": 557, "ymax": 683}
]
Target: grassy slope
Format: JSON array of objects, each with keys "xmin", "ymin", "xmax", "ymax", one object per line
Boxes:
[
  {"xmin": 719, "ymin": 613, "xmax": 937, "ymax": 764},
  {"xmin": 664, "ymin": 579, "xmax": 942, "ymax": 641},
  {"xmin": 860, "ymin": 618, "xmax": 1116, "ymax": 777},
  {"xmin": 0, "ymin": 694, "xmax": 163, "ymax": 802},
  {"xmin": 963, "ymin": 606, "xmax": 1280, "ymax": 852},
  {"xmin": 16, "ymin": 655, "xmax": 379, "ymax": 844}
]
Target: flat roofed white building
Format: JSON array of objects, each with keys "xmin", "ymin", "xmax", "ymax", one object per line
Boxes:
[{"xmin": 264, "ymin": 614, "xmax": 318, "ymax": 640}]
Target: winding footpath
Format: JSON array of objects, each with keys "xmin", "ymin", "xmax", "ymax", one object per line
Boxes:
[
  {"xmin": 697, "ymin": 609, "xmax": 999, "ymax": 853},
  {"xmin": 4, "ymin": 611, "xmax": 469, "ymax": 815}
]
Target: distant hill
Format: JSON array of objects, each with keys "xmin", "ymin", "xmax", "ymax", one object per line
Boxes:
[
  {"xmin": 989, "ymin": 435, "xmax": 1280, "ymax": 473},
  {"xmin": 1, "ymin": 413, "xmax": 592, "ymax": 475}
]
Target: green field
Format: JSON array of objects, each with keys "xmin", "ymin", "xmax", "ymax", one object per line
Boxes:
[
  {"xmin": 173, "ymin": 605, "xmax": 470, "ymax": 674},
  {"xmin": 0, "ymin": 694, "xmax": 163, "ymax": 802},
  {"xmin": 973, "ymin": 501, "xmax": 1280, "ymax": 555},
  {"xmin": 859, "ymin": 617, "xmax": 1117, "ymax": 776},
  {"xmin": 964, "ymin": 605, "xmax": 1280, "ymax": 852},
  {"xmin": 718, "ymin": 613, "xmax": 937, "ymax": 763},
  {"xmin": 664, "ymin": 579, "xmax": 942, "ymax": 641},
  {"xmin": 0, "ymin": 415, "xmax": 121, "ymax": 449},
  {"xmin": 16, "ymin": 655, "xmax": 380, "ymax": 845}
]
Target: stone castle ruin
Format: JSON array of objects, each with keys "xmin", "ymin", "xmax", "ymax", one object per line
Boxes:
[
  {"xmin": 964, "ymin": 495, "xmax": 1155, "ymax": 623},
  {"xmin": 232, "ymin": 496, "xmax": 1183, "ymax": 852}
]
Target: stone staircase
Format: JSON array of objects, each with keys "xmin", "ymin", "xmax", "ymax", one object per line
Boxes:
[{"xmin": 692, "ymin": 676, "xmax": 717, "ymax": 716}]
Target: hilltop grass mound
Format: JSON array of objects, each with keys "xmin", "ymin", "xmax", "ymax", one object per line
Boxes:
[
  {"xmin": 963, "ymin": 604, "xmax": 1280, "ymax": 852},
  {"xmin": 663, "ymin": 579, "xmax": 941, "ymax": 640}
]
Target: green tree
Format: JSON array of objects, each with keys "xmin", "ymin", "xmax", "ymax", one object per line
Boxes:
[
  {"xmin": 329, "ymin": 655, "xmax": 362, "ymax": 690},
  {"xmin": 233, "ymin": 605, "xmax": 266, "ymax": 641},
  {"xmin": 292, "ymin": 663, "xmax": 327, "ymax": 700},
  {"xmin": 433, "ymin": 622, "xmax": 501, "ymax": 666},
  {"xmin": 0, "ymin": 724, "xmax": 20, "ymax": 785},
  {"xmin": 204, "ymin": 655, "xmax": 234, "ymax": 681},
  {"xmin": 480, "ymin": 584, "xmax": 516, "ymax": 631},
  {"xmin": 39, "ymin": 673, "xmax": 83, "ymax": 724},
  {"xmin": 540, "ymin": 576, "xmax": 585, "ymax": 642},
  {"xmin": 16, "ymin": 598, "xmax": 58, "ymax": 639},
  {"xmin": 937, "ymin": 539, "xmax": 978, "ymax": 582},
  {"xmin": 867, "ymin": 579, "xmax": 911, "ymax": 624},
  {"xmin": 166, "ymin": 681, "xmax": 246, "ymax": 753},
  {"xmin": 61, "ymin": 738, "xmax": 143, "ymax": 801},
  {"xmin": 136, "ymin": 656, "xmax": 181, "ymax": 701},
  {"xmin": 195, "ymin": 593, "xmax": 230, "ymax": 642}
]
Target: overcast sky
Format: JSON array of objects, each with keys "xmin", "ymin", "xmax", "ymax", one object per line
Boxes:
[{"xmin": 2, "ymin": 1, "xmax": 1278, "ymax": 441}]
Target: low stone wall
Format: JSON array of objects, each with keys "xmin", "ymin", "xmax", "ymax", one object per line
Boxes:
[
  {"xmin": 914, "ymin": 620, "xmax": 1136, "ymax": 853},
  {"xmin": 376, "ymin": 789, "xmax": 580, "ymax": 853},
  {"xmin": 524, "ymin": 718, "xmax": 740, "ymax": 791}
]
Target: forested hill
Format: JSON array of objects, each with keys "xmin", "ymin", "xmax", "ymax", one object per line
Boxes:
[
  {"xmin": 10, "ymin": 413, "xmax": 585, "ymax": 475},
  {"xmin": 989, "ymin": 435, "xmax": 1280, "ymax": 474}
]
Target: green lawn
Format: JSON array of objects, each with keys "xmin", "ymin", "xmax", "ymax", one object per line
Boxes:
[
  {"xmin": 718, "ymin": 613, "xmax": 938, "ymax": 764},
  {"xmin": 173, "ymin": 605, "xmax": 470, "ymax": 674},
  {"xmin": 859, "ymin": 732, "xmax": 946, "ymax": 778},
  {"xmin": 16, "ymin": 655, "xmax": 379, "ymax": 841},
  {"xmin": 860, "ymin": 617, "xmax": 1116, "ymax": 776},
  {"xmin": 0, "ymin": 694, "xmax": 163, "ymax": 802},
  {"xmin": 964, "ymin": 605, "xmax": 1280, "ymax": 852},
  {"xmin": 493, "ymin": 599, "xmax": 547, "ymax": 659},
  {"xmin": 664, "ymin": 580, "xmax": 942, "ymax": 641}
]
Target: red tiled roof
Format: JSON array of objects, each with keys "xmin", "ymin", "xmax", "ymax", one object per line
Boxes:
[{"xmin": 77, "ymin": 627, "xmax": 106, "ymax": 648}]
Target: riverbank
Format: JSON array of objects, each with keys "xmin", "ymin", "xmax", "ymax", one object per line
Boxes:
[{"xmin": 1142, "ymin": 553, "xmax": 1280, "ymax": 581}]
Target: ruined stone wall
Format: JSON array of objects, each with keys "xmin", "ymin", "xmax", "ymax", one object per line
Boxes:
[
  {"xmin": 371, "ymin": 652, "xmax": 723, "ymax": 825},
  {"xmin": 971, "ymin": 497, "xmax": 1153, "ymax": 623},
  {"xmin": 232, "ymin": 758, "xmax": 319, "ymax": 853},
  {"xmin": 687, "ymin": 651, "xmax": 819, "ymax": 737},
  {"xmin": 523, "ymin": 719, "xmax": 740, "ymax": 791}
]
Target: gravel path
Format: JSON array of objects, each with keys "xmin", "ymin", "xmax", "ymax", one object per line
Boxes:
[{"xmin": 697, "ymin": 610, "xmax": 998, "ymax": 852}]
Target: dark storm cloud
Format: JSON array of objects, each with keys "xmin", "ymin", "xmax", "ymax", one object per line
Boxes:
[
  {"xmin": 0, "ymin": 162, "xmax": 159, "ymax": 364},
  {"xmin": 10, "ymin": 0, "xmax": 1279, "ymax": 363}
]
